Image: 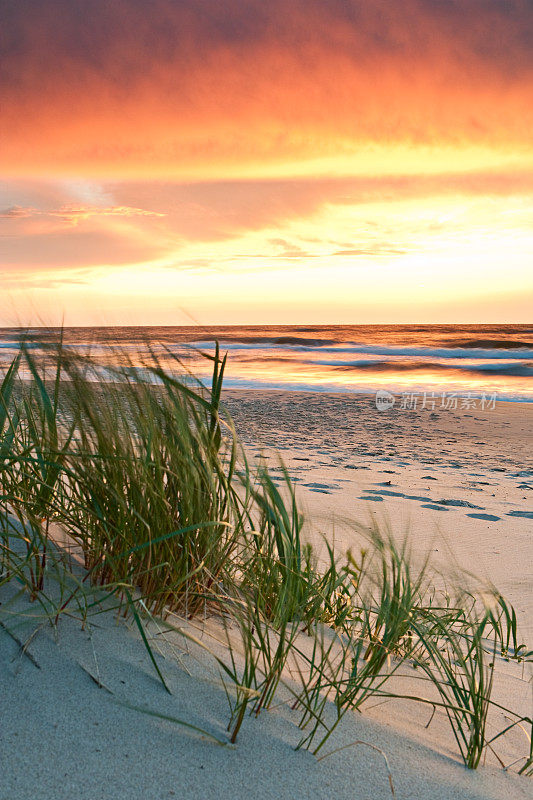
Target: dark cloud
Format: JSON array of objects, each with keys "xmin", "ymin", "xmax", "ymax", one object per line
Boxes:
[
  {"xmin": 1, "ymin": 1, "xmax": 532, "ymax": 175},
  {"xmin": 0, "ymin": 206, "xmax": 35, "ymax": 218},
  {"xmin": 3, "ymin": 1, "xmax": 532, "ymax": 86}
]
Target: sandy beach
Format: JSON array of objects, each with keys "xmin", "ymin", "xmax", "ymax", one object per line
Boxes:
[
  {"xmin": 1, "ymin": 389, "xmax": 531, "ymax": 800},
  {"xmin": 223, "ymin": 391, "xmax": 533, "ymax": 636},
  {"xmin": 1, "ymin": 587, "xmax": 530, "ymax": 800}
]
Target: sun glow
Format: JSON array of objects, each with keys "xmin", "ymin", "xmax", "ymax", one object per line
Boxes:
[{"xmin": 4, "ymin": 180, "xmax": 532, "ymax": 326}]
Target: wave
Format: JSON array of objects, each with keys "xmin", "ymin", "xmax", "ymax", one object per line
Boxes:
[
  {"xmin": 204, "ymin": 334, "xmax": 533, "ymax": 351},
  {"xmin": 464, "ymin": 362, "xmax": 533, "ymax": 377},
  {"xmin": 302, "ymin": 344, "xmax": 533, "ymax": 360},
  {"xmin": 310, "ymin": 359, "xmax": 533, "ymax": 377},
  {"xmin": 193, "ymin": 335, "xmax": 340, "ymax": 347},
  {"xmin": 444, "ymin": 339, "xmax": 533, "ymax": 349},
  {"xmin": 194, "ymin": 340, "xmax": 533, "ymax": 361}
]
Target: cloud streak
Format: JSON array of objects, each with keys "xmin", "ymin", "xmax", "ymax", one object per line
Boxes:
[{"xmin": 0, "ymin": 204, "xmax": 165, "ymax": 223}]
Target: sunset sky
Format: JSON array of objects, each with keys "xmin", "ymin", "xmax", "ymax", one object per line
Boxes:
[{"xmin": 1, "ymin": 0, "xmax": 532, "ymax": 326}]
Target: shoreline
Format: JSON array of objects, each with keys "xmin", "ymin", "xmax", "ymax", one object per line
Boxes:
[
  {"xmin": 222, "ymin": 385, "xmax": 533, "ymax": 403},
  {"xmin": 10, "ymin": 376, "xmax": 533, "ymax": 405}
]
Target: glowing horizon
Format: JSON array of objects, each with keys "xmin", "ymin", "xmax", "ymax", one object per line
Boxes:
[{"xmin": 2, "ymin": 1, "xmax": 533, "ymax": 326}]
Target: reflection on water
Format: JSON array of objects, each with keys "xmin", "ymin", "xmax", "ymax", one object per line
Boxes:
[{"xmin": 1, "ymin": 324, "xmax": 532, "ymax": 401}]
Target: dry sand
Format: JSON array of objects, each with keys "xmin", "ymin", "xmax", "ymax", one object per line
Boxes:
[
  {"xmin": 224, "ymin": 391, "xmax": 533, "ymax": 638},
  {"xmin": 1, "ymin": 391, "xmax": 532, "ymax": 799}
]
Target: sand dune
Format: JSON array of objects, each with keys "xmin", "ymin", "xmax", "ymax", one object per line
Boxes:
[{"xmin": 1, "ymin": 392, "xmax": 532, "ymax": 799}]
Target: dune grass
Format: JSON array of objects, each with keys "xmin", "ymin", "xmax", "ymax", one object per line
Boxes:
[{"xmin": 0, "ymin": 331, "xmax": 531, "ymax": 774}]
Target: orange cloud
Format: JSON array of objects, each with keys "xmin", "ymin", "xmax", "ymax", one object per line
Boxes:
[
  {"xmin": 2, "ymin": 168, "xmax": 532, "ymax": 277},
  {"xmin": 2, "ymin": 168, "xmax": 531, "ymax": 276},
  {"xmin": 2, "ymin": 1, "xmax": 532, "ymax": 178}
]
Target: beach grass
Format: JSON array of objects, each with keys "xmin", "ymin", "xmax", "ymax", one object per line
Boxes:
[{"xmin": 0, "ymin": 331, "xmax": 531, "ymax": 774}]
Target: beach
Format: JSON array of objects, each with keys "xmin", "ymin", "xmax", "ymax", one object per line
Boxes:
[
  {"xmin": 1, "ymin": 387, "xmax": 532, "ymax": 800},
  {"xmin": 223, "ymin": 391, "xmax": 533, "ymax": 637}
]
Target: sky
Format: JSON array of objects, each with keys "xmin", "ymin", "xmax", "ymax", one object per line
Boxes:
[{"xmin": 1, "ymin": 0, "xmax": 533, "ymax": 326}]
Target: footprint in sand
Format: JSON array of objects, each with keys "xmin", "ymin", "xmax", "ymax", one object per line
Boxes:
[
  {"xmin": 365, "ymin": 489, "xmax": 433, "ymax": 503},
  {"xmin": 304, "ymin": 482, "xmax": 335, "ymax": 494},
  {"xmin": 506, "ymin": 510, "xmax": 533, "ymax": 519},
  {"xmin": 435, "ymin": 499, "xmax": 484, "ymax": 509}
]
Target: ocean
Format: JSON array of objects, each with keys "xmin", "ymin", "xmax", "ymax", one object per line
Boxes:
[{"xmin": 1, "ymin": 324, "xmax": 532, "ymax": 402}]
